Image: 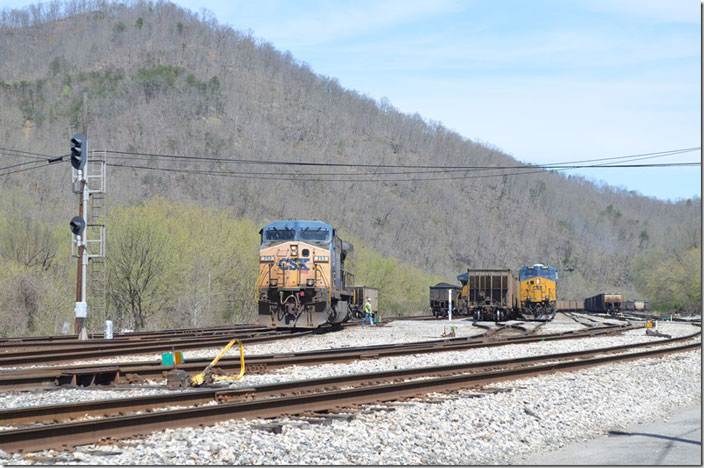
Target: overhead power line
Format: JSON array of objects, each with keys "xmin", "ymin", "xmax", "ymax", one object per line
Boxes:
[
  {"xmin": 0, "ymin": 157, "xmax": 67, "ymax": 177},
  {"xmin": 103, "ymin": 147, "xmax": 700, "ymax": 170},
  {"xmin": 0, "ymin": 147, "xmax": 55, "ymax": 160},
  {"xmin": 105, "ymin": 161, "xmax": 699, "ymax": 183},
  {"xmin": 1, "ymin": 145, "xmax": 699, "ymax": 182}
]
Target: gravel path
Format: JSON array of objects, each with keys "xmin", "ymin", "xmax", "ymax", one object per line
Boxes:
[{"xmin": 0, "ymin": 315, "xmax": 700, "ymax": 465}]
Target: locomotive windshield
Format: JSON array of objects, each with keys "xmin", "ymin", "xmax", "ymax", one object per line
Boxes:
[
  {"xmin": 299, "ymin": 227, "xmax": 330, "ymax": 246},
  {"xmin": 262, "ymin": 228, "xmax": 295, "ymax": 246},
  {"xmin": 519, "ymin": 266, "xmax": 557, "ymax": 282}
]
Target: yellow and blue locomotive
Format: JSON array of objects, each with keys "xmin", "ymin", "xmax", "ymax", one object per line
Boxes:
[
  {"xmin": 256, "ymin": 220, "xmax": 355, "ymax": 328},
  {"xmin": 518, "ymin": 264, "xmax": 557, "ymax": 321}
]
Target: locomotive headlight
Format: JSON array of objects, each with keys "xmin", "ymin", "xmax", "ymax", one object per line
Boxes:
[
  {"xmin": 260, "ymin": 256, "xmax": 274, "ymax": 262},
  {"xmin": 314, "ymin": 256, "xmax": 329, "ymax": 262}
]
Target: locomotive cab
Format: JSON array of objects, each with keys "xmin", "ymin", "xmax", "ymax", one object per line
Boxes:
[
  {"xmin": 256, "ymin": 220, "xmax": 354, "ymax": 328},
  {"xmin": 519, "ymin": 264, "xmax": 557, "ymax": 320}
]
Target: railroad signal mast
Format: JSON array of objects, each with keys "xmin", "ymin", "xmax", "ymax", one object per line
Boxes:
[
  {"xmin": 70, "ymin": 133, "xmax": 89, "ymax": 339},
  {"xmin": 69, "ymin": 134, "xmax": 107, "ymax": 339}
]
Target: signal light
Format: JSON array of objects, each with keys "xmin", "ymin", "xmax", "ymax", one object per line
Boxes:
[
  {"xmin": 70, "ymin": 133, "xmax": 87, "ymax": 171},
  {"xmin": 70, "ymin": 216, "xmax": 85, "ymax": 237}
]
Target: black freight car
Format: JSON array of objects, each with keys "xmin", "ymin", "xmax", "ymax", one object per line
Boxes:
[
  {"xmin": 584, "ymin": 293, "xmax": 623, "ymax": 315},
  {"xmin": 429, "ymin": 283, "xmax": 461, "ymax": 317}
]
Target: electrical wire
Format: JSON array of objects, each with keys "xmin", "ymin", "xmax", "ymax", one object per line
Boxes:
[
  {"xmin": 1, "ymin": 144, "xmax": 699, "ymax": 182},
  {"xmin": 104, "ymin": 146, "xmax": 700, "ymax": 170},
  {"xmin": 0, "ymin": 159, "xmax": 67, "ymax": 176},
  {"xmin": 0, "ymin": 147, "xmax": 54, "ymax": 160},
  {"xmin": 105, "ymin": 161, "xmax": 699, "ymax": 183}
]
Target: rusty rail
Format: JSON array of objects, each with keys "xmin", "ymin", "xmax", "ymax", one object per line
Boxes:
[
  {"xmin": 0, "ymin": 338, "xmax": 698, "ymax": 453},
  {"xmin": 0, "ymin": 323, "xmax": 643, "ymax": 390}
]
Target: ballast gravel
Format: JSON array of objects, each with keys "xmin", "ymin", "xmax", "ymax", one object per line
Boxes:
[{"xmin": 0, "ymin": 315, "xmax": 700, "ymax": 465}]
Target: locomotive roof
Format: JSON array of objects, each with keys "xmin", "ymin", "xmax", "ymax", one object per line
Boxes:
[
  {"xmin": 431, "ymin": 282, "xmax": 461, "ymax": 289},
  {"xmin": 520, "ymin": 264, "xmax": 556, "ymax": 271},
  {"xmin": 259, "ymin": 220, "xmax": 333, "ymax": 233}
]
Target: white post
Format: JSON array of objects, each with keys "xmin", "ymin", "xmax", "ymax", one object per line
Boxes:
[
  {"xmin": 81, "ymin": 177, "xmax": 89, "ymax": 305},
  {"xmin": 448, "ymin": 289, "xmax": 452, "ymax": 321}
]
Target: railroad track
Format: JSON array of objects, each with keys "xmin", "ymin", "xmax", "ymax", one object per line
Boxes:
[
  {"xmin": 0, "ymin": 322, "xmax": 645, "ymax": 391},
  {"xmin": 0, "ymin": 334, "xmax": 698, "ymax": 453},
  {"xmin": 0, "ymin": 324, "xmax": 268, "ymax": 347},
  {"xmin": 562, "ymin": 311, "xmax": 617, "ymax": 327},
  {"xmin": 0, "ymin": 329, "xmax": 314, "ymax": 367}
]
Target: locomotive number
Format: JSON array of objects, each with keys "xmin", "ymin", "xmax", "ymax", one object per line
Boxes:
[{"xmin": 278, "ymin": 258, "xmax": 310, "ymax": 271}]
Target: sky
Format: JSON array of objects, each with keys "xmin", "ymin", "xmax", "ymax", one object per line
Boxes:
[{"xmin": 3, "ymin": 0, "xmax": 702, "ymax": 201}]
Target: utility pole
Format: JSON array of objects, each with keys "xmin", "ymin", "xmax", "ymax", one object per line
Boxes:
[{"xmin": 70, "ymin": 133, "xmax": 88, "ymax": 339}]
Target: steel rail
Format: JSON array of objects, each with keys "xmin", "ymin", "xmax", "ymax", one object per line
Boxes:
[
  {"xmin": 0, "ymin": 327, "xmax": 269, "ymax": 351},
  {"xmin": 0, "ymin": 340, "xmax": 698, "ymax": 453},
  {"xmin": 0, "ymin": 324, "xmax": 642, "ymax": 390},
  {"xmin": 0, "ymin": 324, "xmax": 268, "ymax": 346},
  {"xmin": 0, "ymin": 332, "xmax": 699, "ymax": 426},
  {"xmin": 0, "ymin": 329, "xmax": 283, "ymax": 354},
  {"xmin": 0, "ymin": 330, "xmax": 314, "ymax": 367}
]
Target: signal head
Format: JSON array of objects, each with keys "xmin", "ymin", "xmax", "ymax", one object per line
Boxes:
[
  {"xmin": 70, "ymin": 216, "xmax": 86, "ymax": 236},
  {"xmin": 70, "ymin": 133, "xmax": 87, "ymax": 170}
]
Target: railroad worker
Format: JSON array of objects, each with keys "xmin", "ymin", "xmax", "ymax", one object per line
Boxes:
[{"xmin": 363, "ymin": 299, "xmax": 374, "ymax": 327}]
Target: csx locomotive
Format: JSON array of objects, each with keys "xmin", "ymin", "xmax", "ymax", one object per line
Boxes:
[
  {"xmin": 256, "ymin": 220, "xmax": 356, "ymax": 328},
  {"xmin": 519, "ymin": 264, "xmax": 558, "ymax": 320}
]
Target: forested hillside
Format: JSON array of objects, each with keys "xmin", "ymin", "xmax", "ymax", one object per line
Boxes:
[{"xmin": 0, "ymin": 1, "xmax": 700, "ymax": 334}]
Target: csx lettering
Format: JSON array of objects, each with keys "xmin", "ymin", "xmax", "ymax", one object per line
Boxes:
[{"xmin": 278, "ymin": 258, "xmax": 310, "ymax": 271}]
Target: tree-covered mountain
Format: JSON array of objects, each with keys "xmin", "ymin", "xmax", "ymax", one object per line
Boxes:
[{"xmin": 0, "ymin": 1, "xmax": 700, "ymax": 333}]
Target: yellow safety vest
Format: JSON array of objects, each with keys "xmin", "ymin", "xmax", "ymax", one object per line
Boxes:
[{"xmin": 364, "ymin": 302, "xmax": 372, "ymax": 314}]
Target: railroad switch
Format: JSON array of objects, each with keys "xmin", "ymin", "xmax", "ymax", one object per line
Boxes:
[
  {"xmin": 190, "ymin": 339, "xmax": 246, "ymax": 387},
  {"xmin": 165, "ymin": 369, "xmax": 192, "ymax": 388}
]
